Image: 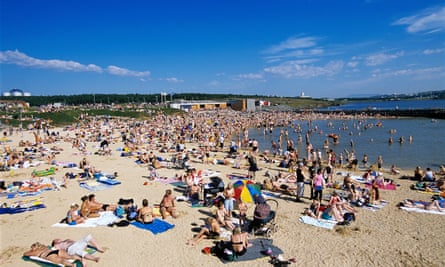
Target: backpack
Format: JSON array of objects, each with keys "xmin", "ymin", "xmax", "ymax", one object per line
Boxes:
[
  {"xmin": 344, "ymin": 212, "xmax": 355, "ymax": 222},
  {"xmin": 126, "ymin": 205, "xmax": 138, "ymax": 221},
  {"xmin": 114, "ymin": 205, "xmax": 125, "ymax": 218}
]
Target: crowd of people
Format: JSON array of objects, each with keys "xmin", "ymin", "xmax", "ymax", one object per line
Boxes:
[{"xmin": 0, "ymin": 109, "xmax": 442, "ymax": 266}]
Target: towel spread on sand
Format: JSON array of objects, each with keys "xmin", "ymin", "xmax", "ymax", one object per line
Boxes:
[
  {"xmin": 130, "ymin": 219, "xmax": 175, "ymax": 234},
  {"xmin": 79, "ymin": 180, "xmax": 114, "ymax": 191},
  {"xmin": 0, "ymin": 204, "xmax": 46, "ymax": 215},
  {"xmin": 52, "ymin": 211, "xmax": 119, "ymax": 227},
  {"xmin": 361, "ymin": 200, "xmax": 389, "ymax": 211},
  {"xmin": 299, "ymin": 215, "xmax": 337, "ymax": 230},
  {"xmin": 399, "ymin": 207, "xmax": 445, "ymax": 215},
  {"xmin": 214, "ymin": 238, "xmax": 283, "ymax": 263},
  {"xmin": 226, "ymin": 173, "xmax": 248, "ymax": 180}
]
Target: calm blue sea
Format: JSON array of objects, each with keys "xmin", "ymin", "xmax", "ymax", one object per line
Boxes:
[
  {"xmin": 319, "ymin": 99, "xmax": 445, "ymax": 111},
  {"xmin": 249, "ymin": 117, "xmax": 444, "ymax": 170}
]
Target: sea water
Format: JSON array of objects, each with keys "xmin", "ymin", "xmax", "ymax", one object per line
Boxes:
[
  {"xmin": 319, "ymin": 99, "xmax": 445, "ymax": 111},
  {"xmin": 248, "ymin": 117, "xmax": 444, "ymax": 171}
]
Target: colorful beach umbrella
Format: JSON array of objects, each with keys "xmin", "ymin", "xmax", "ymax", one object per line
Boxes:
[{"xmin": 233, "ymin": 179, "xmax": 261, "ymax": 203}]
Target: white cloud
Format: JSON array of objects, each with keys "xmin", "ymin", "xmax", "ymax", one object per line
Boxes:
[
  {"xmin": 393, "ymin": 6, "xmax": 445, "ymax": 34},
  {"xmin": 265, "ymin": 36, "xmax": 318, "ymax": 54},
  {"xmin": 0, "ymin": 49, "xmax": 102, "ymax": 72},
  {"xmin": 107, "ymin": 65, "xmax": 150, "ymax": 77},
  {"xmin": 162, "ymin": 77, "xmax": 184, "ymax": 83},
  {"xmin": 264, "ymin": 60, "xmax": 344, "ymax": 78},
  {"xmin": 234, "ymin": 73, "xmax": 264, "ymax": 80},
  {"xmin": 0, "ymin": 50, "xmax": 152, "ymax": 78},
  {"xmin": 423, "ymin": 48, "xmax": 444, "ymax": 55},
  {"xmin": 372, "ymin": 67, "xmax": 443, "ymax": 79},
  {"xmin": 347, "ymin": 61, "xmax": 359, "ymax": 68},
  {"xmin": 365, "ymin": 51, "xmax": 404, "ymax": 66},
  {"xmin": 264, "ymin": 48, "xmax": 324, "ymax": 63}
]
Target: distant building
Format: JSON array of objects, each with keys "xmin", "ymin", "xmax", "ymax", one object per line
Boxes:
[
  {"xmin": 298, "ymin": 91, "xmax": 311, "ymax": 98},
  {"xmin": 169, "ymin": 100, "xmax": 228, "ymax": 112},
  {"xmin": 2, "ymin": 88, "xmax": 31, "ymax": 96},
  {"xmin": 170, "ymin": 98, "xmax": 269, "ymax": 112}
]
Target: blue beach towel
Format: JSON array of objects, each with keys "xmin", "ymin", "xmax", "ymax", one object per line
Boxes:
[
  {"xmin": 0, "ymin": 204, "xmax": 46, "ymax": 215},
  {"xmin": 79, "ymin": 181, "xmax": 113, "ymax": 192},
  {"xmin": 299, "ymin": 215, "xmax": 337, "ymax": 230},
  {"xmin": 130, "ymin": 219, "xmax": 175, "ymax": 234}
]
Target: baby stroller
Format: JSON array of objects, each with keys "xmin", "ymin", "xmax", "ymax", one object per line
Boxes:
[{"xmin": 250, "ymin": 198, "xmax": 279, "ymax": 238}]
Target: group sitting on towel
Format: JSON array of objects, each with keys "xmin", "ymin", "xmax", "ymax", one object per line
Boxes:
[
  {"xmin": 304, "ymin": 191, "xmax": 357, "ymax": 224},
  {"xmin": 262, "ymin": 172, "xmax": 297, "ymax": 195}
]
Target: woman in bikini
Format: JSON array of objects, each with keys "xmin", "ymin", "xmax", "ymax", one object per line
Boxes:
[
  {"xmin": 137, "ymin": 199, "xmax": 153, "ymax": 224},
  {"xmin": 160, "ymin": 189, "xmax": 178, "ymax": 219},
  {"xmin": 23, "ymin": 242, "xmax": 78, "ymax": 267},
  {"xmin": 231, "ymin": 226, "xmax": 249, "ymax": 256}
]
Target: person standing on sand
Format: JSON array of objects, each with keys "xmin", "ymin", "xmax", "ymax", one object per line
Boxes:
[
  {"xmin": 247, "ymin": 153, "xmax": 258, "ymax": 180},
  {"xmin": 295, "ymin": 162, "xmax": 306, "ymax": 202}
]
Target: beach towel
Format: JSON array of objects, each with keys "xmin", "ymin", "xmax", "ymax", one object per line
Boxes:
[
  {"xmin": 154, "ymin": 177, "xmax": 178, "ymax": 185},
  {"xmin": 361, "ymin": 200, "xmax": 389, "ymax": 212},
  {"xmin": 6, "ymin": 191, "xmax": 43, "ymax": 199},
  {"xmin": 23, "ymin": 255, "xmax": 82, "ymax": 267},
  {"xmin": 399, "ymin": 207, "xmax": 445, "ymax": 216},
  {"xmin": 23, "ymin": 246, "xmax": 95, "ymax": 267},
  {"xmin": 0, "ymin": 203, "xmax": 46, "ymax": 215},
  {"xmin": 410, "ymin": 182, "xmax": 442, "ymax": 194},
  {"xmin": 212, "ymin": 238, "xmax": 283, "ymax": 263},
  {"xmin": 79, "ymin": 180, "xmax": 113, "ymax": 192},
  {"xmin": 152, "ymin": 207, "xmax": 171, "ymax": 218},
  {"xmin": 96, "ymin": 176, "xmax": 121, "ymax": 185},
  {"xmin": 365, "ymin": 183, "xmax": 397, "ymax": 190},
  {"xmin": 170, "ymin": 181, "xmax": 187, "ymax": 188},
  {"xmin": 32, "ymin": 167, "xmax": 57, "ymax": 177},
  {"xmin": 130, "ymin": 219, "xmax": 175, "ymax": 234},
  {"xmin": 299, "ymin": 215, "xmax": 337, "ymax": 230},
  {"xmin": 52, "ymin": 211, "xmax": 119, "ymax": 227},
  {"xmin": 226, "ymin": 173, "xmax": 248, "ymax": 180},
  {"xmin": 54, "ymin": 161, "xmax": 77, "ymax": 168}
]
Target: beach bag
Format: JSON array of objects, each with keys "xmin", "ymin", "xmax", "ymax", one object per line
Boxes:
[
  {"xmin": 114, "ymin": 205, "xmax": 125, "ymax": 218},
  {"xmin": 126, "ymin": 205, "xmax": 138, "ymax": 221},
  {"xmin": 222, "ymin": 248, "xmax": 237, "ymax": 261},
  {"xmin": 344, "ymin": 212, "xmax": 355, "ymax": 222}
]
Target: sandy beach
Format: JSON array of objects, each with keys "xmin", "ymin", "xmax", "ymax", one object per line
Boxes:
[{"xmin": 1, "ymin": 119, "xmax": 444, "ymax": 267}]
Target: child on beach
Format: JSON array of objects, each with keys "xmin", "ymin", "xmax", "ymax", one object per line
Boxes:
[
  {"xmin": 66, "ymin": 203, "xmax": 85, "ymax": 225},
  {"xmin": 238, "ymin": 200, "xmax": 248, "ymax": 228},
  {"xmin": 216, "ymin": 201, "xmax": 234, "ymax": 230}
]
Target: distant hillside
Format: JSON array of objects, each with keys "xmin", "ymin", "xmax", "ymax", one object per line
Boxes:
[{"xmin": 345, "ymin": 90, "xmax": 445, "ymax": 101}]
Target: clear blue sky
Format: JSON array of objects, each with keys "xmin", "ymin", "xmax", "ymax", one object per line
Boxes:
[{"xmin": 1, "ymin": 0, "xmax": 444, "ymax": 98}]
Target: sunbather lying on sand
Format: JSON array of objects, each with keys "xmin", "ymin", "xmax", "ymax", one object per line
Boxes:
[
  {"xmin": 23, "ymin": 242, "xmax": 78, "ymax": 267},
  {"xmin": 398, "ymin": 199, "xmax": 444, "ymax": 212}
]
